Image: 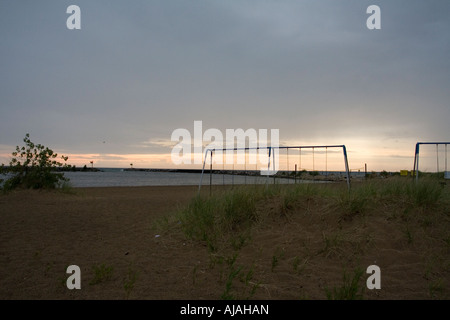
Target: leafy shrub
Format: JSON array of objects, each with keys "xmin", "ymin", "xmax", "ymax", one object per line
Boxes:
[{"xmin": 1, "ymin": 133, "xmax": 71, "ymax": 192}]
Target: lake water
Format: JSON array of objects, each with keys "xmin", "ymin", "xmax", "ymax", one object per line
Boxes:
[
  {"xmin": 2, "ymin": 169, "xmax": 446, "ymax": 188},
  {"xmin": 2, "ymin": 168, "xmax": 354, "ymax": 188},
  {"xmin": 62, "ymin": 169, "xmax": 279, "ymax": 188}
]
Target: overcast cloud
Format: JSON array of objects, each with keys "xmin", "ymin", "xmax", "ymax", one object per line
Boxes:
[{"xmin": 1, "ymin": 1, "xmax": 449, "ymax": 170}]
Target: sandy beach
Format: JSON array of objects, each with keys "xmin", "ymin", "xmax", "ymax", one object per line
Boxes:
[{"xmin": 0, "ymin": 182, "xmax": 449, "ymax": 300}]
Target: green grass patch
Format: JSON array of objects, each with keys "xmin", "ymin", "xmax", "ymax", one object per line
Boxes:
[
  {"xmin": 325, "ymin": 267, "xmax": 365, "ymax": 300},
  {"xmin": 90, "ymin": 264, "xmax": 114, "ymax": 285}
]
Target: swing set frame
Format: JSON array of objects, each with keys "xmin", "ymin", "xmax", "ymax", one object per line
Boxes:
[{"xmin": 198, "ymin": 145, "xmax": 351, "ymax": 192}]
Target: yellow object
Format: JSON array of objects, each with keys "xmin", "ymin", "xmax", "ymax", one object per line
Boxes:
[{"xmin": 400, "ymin": 170, "xmax": 408, "ymax": 176}]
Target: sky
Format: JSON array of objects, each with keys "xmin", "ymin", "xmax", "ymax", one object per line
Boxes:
[{"xmin": 1, "ymin": 0, "xmax": 449, "ymax": 172}]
